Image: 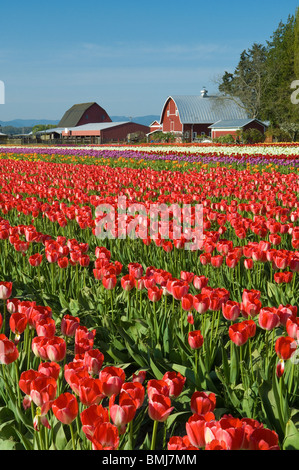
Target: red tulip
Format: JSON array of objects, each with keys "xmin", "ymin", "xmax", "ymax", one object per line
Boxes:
[
  {"xmin": 147, "ymin": 379, "xmax": 169, "ymax": 400},
  {"xmin": 148, "ymin": 393, "xmax": 174, "ymax": 422},
  {"xmin": 99, "ymin": 366, "xmax": 126, "ymax": 397},
  {"xmin": 45, "ymin": 336, "xmax": 66, "ymax": 362},
  {"xmin": 78, "ymin": 377, "xmax": 105, "ymax": 406},
  {"xmin": 190, "ymin": 391, "xmax": 216, "ymax": 415},
  {"xmin": 286, "ymin": 317, "xmax": 299, "ymax": 340},
  {"xmin": 120, "ymin": 274, "xmax": 135, "ymax": 291},
  {"xmin": 52, "ymin": 392, "xmax": 78, "ymax": 425},
  {"xmin": 30, "ymin": 375, "xmax": 57, "ymax": 407},
  {"xmin": 222, "ymin": 301, "xmax": 240, "ymax": 321},
  {"xmin": 188, "ymin": 330, "xmax": 204, "ymax": 350},
  {"xmin": 193, "ymin": 275, "xmax": 209, "ymax": 290},
  {"xmin": 38, "ymin": 361, "xmax": 61, "ymax": 380},
  {"xmin": 229, "ymin": 322, "xmax": 250, "ymax": 346},
  {"xmin": 60, "ymin": 314, "xmax": 80, "ymax": 337},
  {"xmin": 109, "ymin": 391, "xmax": 137, "ymax": 432},
  {"xmin": 102, "ymin": 274, "xmax": 117, "ymax": 290},
  {"xmin": 121, "ymin": 382, "xmax": 145, "ymax": 409},
  {"xmin": 83, "ymin": 349, "xmax": 104, "ymax": 375},
  {"xmin": 275, "ymin": 336, "xmax": 297, "ymax": 360},
  {"xmin": 9, "ymin": 312, "xmax": 28, "ymax": 335},
  {"xmin": 0, "ymin": 282, "xmax": 12, "ymax": 300},
  {"xmin": 248, "ymin": 427, "xmax": 280, "ymax": 450},
  {"xmin": 274, "ymin": 271, "xmax": 293, "ymax": 284},
  {"xmin": 91, "ymin": 422, "xmax": 119, "ymax": 450},
  {"xmin": 258, "ymin": 307, "xmax": 280, "ymax": 331},
  {"xmin": 193, "ymin": 294, "xmax": 209, "ymax": 314},
  {"xmin": 186, "ymin": 412, "xmax": 215, "ymax": 449},
  {"xmin": 28, "ymin": 253, "xmax": 43, "ymax": 267},
  {"xmin": 0, "ymin": 334, "xmax": 19, "ymax": 364},
  {"xmin": 80, "ymin": 403, "xmax": 109, "ymax": 441},
  {"xmin": 162, "ymin": 371, "xmax": 186, "ymax": 398},
  {"xmin": 168, "ymin": 435, "xmax": 197, "ymax": 450},
  {"xmin": 148, "ymin": 286, "xmax": 163, "ymax": 302},
  {"xmin": 36, "ymin": 318, "xmax": 56, "ymax": 338}
]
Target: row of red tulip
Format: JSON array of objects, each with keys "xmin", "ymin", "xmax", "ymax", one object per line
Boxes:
[{"xmin": 0, "ymin": 280, "xmax": 285, "ymax": 450}]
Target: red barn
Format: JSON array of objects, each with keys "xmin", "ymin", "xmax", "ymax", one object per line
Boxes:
[
  {"xmin": 209, "ymin": 118, "xmax": 268, "ymax": 140},
  {"xmin": 61, "ymin": 121, "xmax": 150, "ymax": 144},
  {"xmin": 159, "ymin": 89, "xmax": 249, "ymax": 142},
  {"xmin": 58, "ymin": 102, "xmax": 112, "ymax": 128}
]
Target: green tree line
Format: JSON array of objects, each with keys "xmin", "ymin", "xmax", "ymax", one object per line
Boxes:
[{"xmin": 218, "ymin": 7, "xmax": 299, "ymax": 141}]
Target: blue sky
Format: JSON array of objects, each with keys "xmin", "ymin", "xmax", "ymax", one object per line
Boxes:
[{"xmin": 0, "ymin": 0, "xmax": 298, "ymax": 121}]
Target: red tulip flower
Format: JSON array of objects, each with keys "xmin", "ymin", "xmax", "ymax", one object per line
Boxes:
[
  {"xmin": 102, "ymin": 274, "xmax": 117, "ymax": 290},
  {"xmin": 60, "ymin": 314, "xmax": 80, "ymax": 337},
  {"xmin": 109, "ymin": 392, "xmax": 137, "ymax": 432},
  {"xmin": 30, "ymin": 375, "xmax": 57, "ymax": 408},
  {"xmin": 91, "ymin": 422, "xmax": 119, "ymax": 450},
  {"xmin": 83, "ymin": 348, "xmax": 104, "ymax": 375},
  {"xmin": 147, "ymin": 378, "xmax": 169, "ymax": 399},
  {"xmin": 229, "ymin": 322, "xmax": 250, "ymax": 346},
  {"xmin": 19, "ymin": 369, "xmax": 40, "ymax": 396},
  {"xmin": 193, "ymin": 294, "xmax": 209, "ymax": 314},
  {"xmin": 45, "ymin": 337, "xmax": 66, "ymax": 362},
  {"xmin": 28, "ymin": 253, "xmax": 43, "ymax": 267},
  {"xmin": 181, "ymin": 294, "xmax": 194, "ymax": 312},
  {"xmin": 222, "ymin": 301, "xmax": 240, "ymax": 321},
  {"xmin": 258, "ymin": 307, "xmax": 280, "ymax": 331},
  {"xmin": 120, "ymin": 275, "xmax": 135, "ymax": 291},
  {"xmin": 80, "ymin": 403, "xmax": 109, "ymax": 441},
  {"xmin": 0, "ymin": 282, "xmax": 12, "ymax": 300},
  {"xmin": 121, "ymin": 381, "xmax": 145, "ymax": 409},
  {"xmin": 38, "ymin": 361, "xmax": 61, "ymax": 380},
  {"xmin": 36, "ymin": 318, "xmax": 56, "ymax": 338},
  {"xmin": 148, "ymin": 393, "xmax": 174, "ymax": 422},
  {"xmin": 78, "ymin": 377, "xmax": 105, "ymax": 406},
  {"xmin": 190, "ymin": 391, "xmax": 216, "ymax": 415},
  {"xmin": 275, "ymin": 336, "xmax": 297, "ymax": 360},
  {"xmin": 274, "ymin": 271, "xmax": 293, "ymax": 284},
  {"xmin": 52, "ymin": 392, "xmax": 79, "ymax": 425},
  {"xmin": 248, "ymin": 427, "xmax": 280, "ymax": 450},
  {"xmin": 162, "ymin": 371, "xmax": 186, "ymax": 398},
  {"xmin": 0, "ymin": 334, "xmax": 19, "ymax": 364},
  {"xmin": 188, "ymin": 330, "xmax": 204, "ymax": 350},
  {"xmin": 286, "ymin": 317, "xmax": 299, "ymax": 340},
  {"xmin": 99, "ymin": 366, "xmax": 126, "ymax": 397},
  {"xmin": 9, "ymin": 312, "xmax": 28, "ymax": 336},
  {"xmin": 186, "ymin": 412, "xmax": 215, "ymax": 449}
]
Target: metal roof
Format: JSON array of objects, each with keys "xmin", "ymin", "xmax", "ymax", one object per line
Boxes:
[
  {"xmin": 38, "ymin": 122, "xmax": 131, "ymax": 135},
  {"xmin": 58, "ymin": 102, "xmax": 98, "ymax": 127},
  {"xmin": 209, "ymin": 118, "xmax": 267, "ymax": 129},
  {"xmin": 162, "ymin": 95, "xmax": 248, "ymax": 124}
]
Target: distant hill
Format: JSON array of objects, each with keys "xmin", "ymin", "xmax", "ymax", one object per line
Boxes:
[
  {"xmin": 0, "ymin": 119, "xmax": 59, "ymax": 128},
  {"xmin": 0, "ymin": 116, "xmax": 160, "ymax": 129}
]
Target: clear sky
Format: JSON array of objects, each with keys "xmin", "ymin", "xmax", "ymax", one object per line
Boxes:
[{"xmin": 0, "ymin": 0, "xmax": 298, "ymax": 121}]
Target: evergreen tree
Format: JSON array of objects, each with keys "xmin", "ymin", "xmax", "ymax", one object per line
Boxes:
[{"xmin": 294, "ymin": 7, "xmax": 299, "ymax": 78}]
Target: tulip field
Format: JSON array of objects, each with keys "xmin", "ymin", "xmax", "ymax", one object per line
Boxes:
[{"xmin": 0, "ymin": 142, "xmax": 298, "ymax": 451}]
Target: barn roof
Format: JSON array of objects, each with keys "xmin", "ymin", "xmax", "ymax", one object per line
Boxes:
[
  {"xmin": 58, "ymin": 102, "xmax": 97, "ymax": 127},
  {"xmin": 209, "ymin": 118, "xmax": 266, "ymax": 129},
  {"xmin": 37, "ymin": 122, "xmax": 132, "ymax": 135},
  {"xmin": 161, "ymin": 95, "xmax": 248, "ymax": 124}
]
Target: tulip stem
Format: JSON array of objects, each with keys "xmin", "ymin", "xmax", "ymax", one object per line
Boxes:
[
  {"xmin": 150, "ymin": 419, "xmax": 158, "ymax": 451},
  {"xmin": 69, "ymin": 422, "xmax": 76, "ymax": 450}
]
